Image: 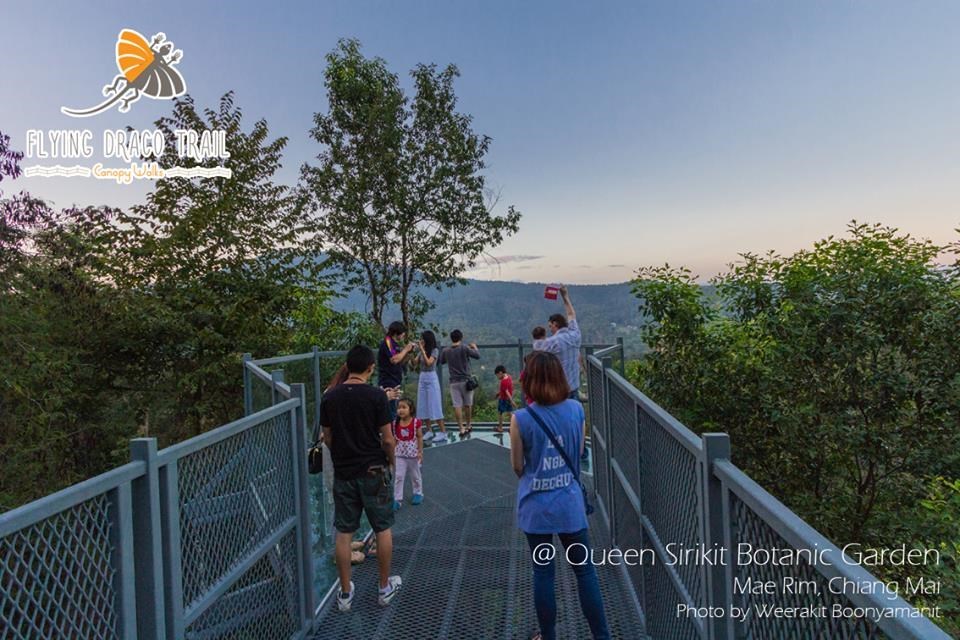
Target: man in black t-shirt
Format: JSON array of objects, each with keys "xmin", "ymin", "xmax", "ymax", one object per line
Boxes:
[{"xmin": 320, "ymin": 345, "xmax": 402, "ymax": 611}]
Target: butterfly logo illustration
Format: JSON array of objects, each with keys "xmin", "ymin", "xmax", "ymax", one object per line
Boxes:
[{"xmin": 61, "ymin": 29, "xmax": 186, "ymax": 117}]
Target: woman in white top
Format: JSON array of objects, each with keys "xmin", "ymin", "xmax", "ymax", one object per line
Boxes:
[{"xmin": 416, "ymin": 330, "xmax": 448, "ymax": 443}]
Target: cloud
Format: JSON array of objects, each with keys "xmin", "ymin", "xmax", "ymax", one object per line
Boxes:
[
  {"xmin": 465, "ymin": 255, "xmax": 544, "ymax": 272},
  {"xmin": 487, "ymin": 254, "xmax": 543, "ymax": 265},
  {"xmin": 607, "ymin": 264, "xmax": 626, "ymax": 268}
]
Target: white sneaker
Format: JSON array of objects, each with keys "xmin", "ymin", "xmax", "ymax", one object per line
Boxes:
[
  {"xmin": 434, "ymin": 432, "xmax": 448, "ymax": 443},
  {"xmin": 337, "ymin": 580, "xmax": 355, "ymax": 612},
  {"xmin": 378, "ymin": 575, "xmax": 403, "ymax": 606},
  {"xmin": 422, "ymin": 430, "xmax": 435, "ymax": 441}
]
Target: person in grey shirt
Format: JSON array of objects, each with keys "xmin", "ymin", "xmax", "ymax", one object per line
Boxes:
[{"xmin": 439, "ymin": 329, "xmax": 480, "ymax": 435}]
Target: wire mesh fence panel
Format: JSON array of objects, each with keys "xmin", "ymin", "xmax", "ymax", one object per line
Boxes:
[
  {"xmin": 728, "ymin": 492, "xmax": 892, "ymax": 640},
  {"xmin": 638, "ymin": 405, "xmax": 706, "ymax": 617},
  {"xmin": 184, "ymin": 530, "xmax": 302, "ymax": 640},
  {"xmin": 641, "ymin": 528, "xmax": 705, "ymax": 640},
  {"xmin": 611, "ymin": 469, "xmax": 645, "ymax": 599},
  {"xmin": 0, "ymin": 493, "xmax": 121, "ymax": 639},
  {"xmin": 592, "ymin": 432, "xmax": 611, "ymax": 523},
  {"xmin": 608, "ymin": 380, "xmax": 640, "ymax": 493},
  {"xmin": 588, "ymin": 359, "xmax": 607, "ymax": 443},
  {"xmin": 177, "ymin": 411, "xmax": 296, "ymax": 613}
]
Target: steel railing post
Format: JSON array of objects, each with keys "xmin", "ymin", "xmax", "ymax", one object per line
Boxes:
[
  {"xmin": 290, "ymin": 383, "xmax": 315, "ymax": 633},
  {"xmin": 312, "ymin": 346, "xmax": 322, "ymax": 438},
  {"xmin": 437, "ymin": 343, "xmax": 445, "ymax": 390},
  {"xmin": 617, "ymin": 337, "xmax": 625, "ymax": 376},
  {"xmin": 271, "ymin": 369, "xmax": 285, "ymax": 405},
  {"xmin": 159, "ymin": 459, "xmax": 185, "ymax": 639},
  {"xmin": 517, "ymin": 338, "xmax": 525, "ymax": 405},
  {"xmin": 108, "ymin": 482, "xmax": 137, "ymax": 640},
  {"xmin": 601, "ymin": 355, "xmax": 615, "ymax": 540},
  {"xmin": 130, "ymin": 438, "xmax": 166, "ymax": 640},
  {"xmin": 242, "ymin": 353, "xmax": 253, "ymax": 416},
  {"xmin": 702, "ymin": 433, "xmax": 734, "ymax": 640}
]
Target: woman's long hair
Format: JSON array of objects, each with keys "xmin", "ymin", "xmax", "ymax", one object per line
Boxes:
[
  {"xmin": 520, "ymin": 351, "xmax": 570, "ymax": 405},
  {"xmin": 421, "ymin": 330, "xmax": 437, "ymax": 356},
  {"xmin": 326, "ymin": 364, "xmax": 349, "ymax": 391}
]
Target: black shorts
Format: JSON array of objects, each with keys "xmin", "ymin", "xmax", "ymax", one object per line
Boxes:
[{"xmin": 333, "ymin": 468, "xmax": 395, "ymax": 533}]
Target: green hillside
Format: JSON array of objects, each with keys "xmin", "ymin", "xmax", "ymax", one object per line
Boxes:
[{"xmin": 331, "ymin": 279, "xmax": 647, "ymax": 354}]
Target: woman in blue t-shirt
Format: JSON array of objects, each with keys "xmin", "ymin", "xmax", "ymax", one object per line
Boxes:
[{"xmin": 509, "ymin": 351, "xmax": 610, "ymax": 640}]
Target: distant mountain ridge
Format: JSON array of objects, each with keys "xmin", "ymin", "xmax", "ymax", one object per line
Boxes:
[{"xmin": 330, "ymin": 278, "xmax": 645, "ymax": 349}]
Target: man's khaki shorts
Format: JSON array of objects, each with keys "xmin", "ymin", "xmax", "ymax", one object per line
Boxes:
[
  {"xmin": 333, "ymin": 469, "xmax": 395, "ymax": 533},
  {"xmin": 449, "ymin": 380, "xmax": 474, "ymax": 408}
]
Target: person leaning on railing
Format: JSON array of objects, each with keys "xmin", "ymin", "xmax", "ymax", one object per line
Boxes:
[{"xmin": 510, "ymin": 351, "xmax": 611, "ymax": 640}]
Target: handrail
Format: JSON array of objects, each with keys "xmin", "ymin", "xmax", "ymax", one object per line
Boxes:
[
  {"xmin": 245, "ymin": 360, "xmax": 274, "ymax": 384},
  {"xmin": 0, "ymin": 461, "xmax": 146, "ymax": 536},
  {"xmin": 592, "ymin": 344, "xmax": 620, "ymax": 358},
  {"xmin": 606, "ymin": 366, "xmax": 702, "ymax": 455},
  {"xmin": 157, "ymin": 399, "xmax": 298, "ymax": 463},
  {"xmin": 714, "ymin": 460, "xmax": 951, "ymax": 639},
  {"xmin": 251, "ymin": 351, "xmax": 345, "ymax": 366},
  {"xmin": 585, "ymin": 354, "xmax": 953, "ymax": 640}
]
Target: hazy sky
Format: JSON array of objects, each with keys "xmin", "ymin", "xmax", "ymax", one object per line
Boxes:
[{"xmin": 3, "ymin": 1, "xmax": 958, "ymax": 283}]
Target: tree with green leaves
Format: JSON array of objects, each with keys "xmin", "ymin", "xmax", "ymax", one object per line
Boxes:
[
  {"xmin": 630, "ymin": 222, "xmax": 960, "ymax": 631},
  {"xmin": 98, "ymin": 92, "xmax": 328, "ymax": 440},
  {"xmin": 302, "ymin": 39, "xmax": 521, "ymax": 330},
  {"xmin": 1, "ymin": 130, "xmax": 136, "ymax": 508}
]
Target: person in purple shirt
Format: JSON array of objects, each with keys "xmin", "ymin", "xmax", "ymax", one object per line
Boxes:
[{"xmin": 510, "ymin": 351, "xmax": 610, "ymax": 640}]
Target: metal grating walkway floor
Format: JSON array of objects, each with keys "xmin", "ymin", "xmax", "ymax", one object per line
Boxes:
[{"xmin": 312, "ymin": 438, "xmax": 648, "ymax": 639}]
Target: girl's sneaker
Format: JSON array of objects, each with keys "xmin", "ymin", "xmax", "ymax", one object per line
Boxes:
[
  {"xmin": 337, "ymin": 580, "xmax": 355, "ymax": 612},
  {"xmin": 378, "ymin": 575, "xmax": 403, "ymax": 606},
  {"xmin": 411, "ymin": 494, "xmax": 423, "ymax": 505}
]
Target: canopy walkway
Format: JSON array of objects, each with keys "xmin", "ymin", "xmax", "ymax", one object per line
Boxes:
[
  {"xmin": 0, "ymin": 342, "xmax": 951, "ymax": 640},
  {"xmin": 310, "ymin": 437, "xmax": 645, "ymax": 639}
]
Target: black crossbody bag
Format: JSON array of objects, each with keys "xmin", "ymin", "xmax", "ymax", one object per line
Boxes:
[
  {"xmin": 525, "ymin": 406, "xmax": 595, "ymax": 516},
  {"xmin": 308, "ymin": 422, "xmax": 323, "ymax": 474}
]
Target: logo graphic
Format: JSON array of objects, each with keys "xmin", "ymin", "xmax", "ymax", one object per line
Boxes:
[{"xmin": 61, "ymin": 29, "xmax": 186, "ymax": 117}]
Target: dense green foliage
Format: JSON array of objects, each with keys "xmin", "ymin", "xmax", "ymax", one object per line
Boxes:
[
  {"xmin": 301, "ymin": 39, "xmax": 521, "ymax": 330},
  {"xmin": 630, "ymin": 223, "xmax": 959, "ymax": 633},
  {"xmin": 0, "ymin": 95, "xmax": 376, "ymax": 509}
]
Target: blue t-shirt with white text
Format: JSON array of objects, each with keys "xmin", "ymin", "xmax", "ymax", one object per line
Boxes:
[{"xmin": 515, "ymin": 400, "xmax": 588, "ymax": 534}]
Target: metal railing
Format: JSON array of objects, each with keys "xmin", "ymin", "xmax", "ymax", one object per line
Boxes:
[
  {"xmin": 240, "ymin": 340, "xmax": 626, "ymax": 612},
  {"xmin": 0, "ymin": 399, "xmax": 314, "ymax": 640},
  {"xmin": 242, "ymin": 339, "xmax": 625, "ymax": 431},
  {"xmin": 10, "ymin": 339, "xmax": 943, "ymax": 640},
  {"xmin": 585, "ymin": 354, "xmax": 952, "ymax": 640}
]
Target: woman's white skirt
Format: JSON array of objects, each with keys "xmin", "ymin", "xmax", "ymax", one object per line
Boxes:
[{"xmin": 417, "ymin": 371, "xmax": 444, "ymax": 420}]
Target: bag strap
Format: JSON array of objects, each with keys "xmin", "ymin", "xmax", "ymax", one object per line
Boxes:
[
  {"xmin": 311, "ymin": 399, "xmax": 324, "ymax": 446},
  {"xmin": 525, "ymin": 406, "xmax": 581, "ymax": 483}
]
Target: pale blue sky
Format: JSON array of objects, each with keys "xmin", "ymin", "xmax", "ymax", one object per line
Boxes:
[{"xmin": 2, "ymin": 1, "xmax": 958, "ymax": 283}]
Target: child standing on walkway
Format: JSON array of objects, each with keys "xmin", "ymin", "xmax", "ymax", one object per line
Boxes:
[
  {"xmin": 495, "ymin": 365, "xmax": 518, "ymax": 433},
  {"xmin": 392, "ymin": 398, "xmax": 424, "ymax": 510}
]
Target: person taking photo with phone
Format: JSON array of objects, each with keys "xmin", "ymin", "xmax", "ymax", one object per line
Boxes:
[{"xmin": 379, "ymin": 321, "xmax": 415, "ymax": 420}]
